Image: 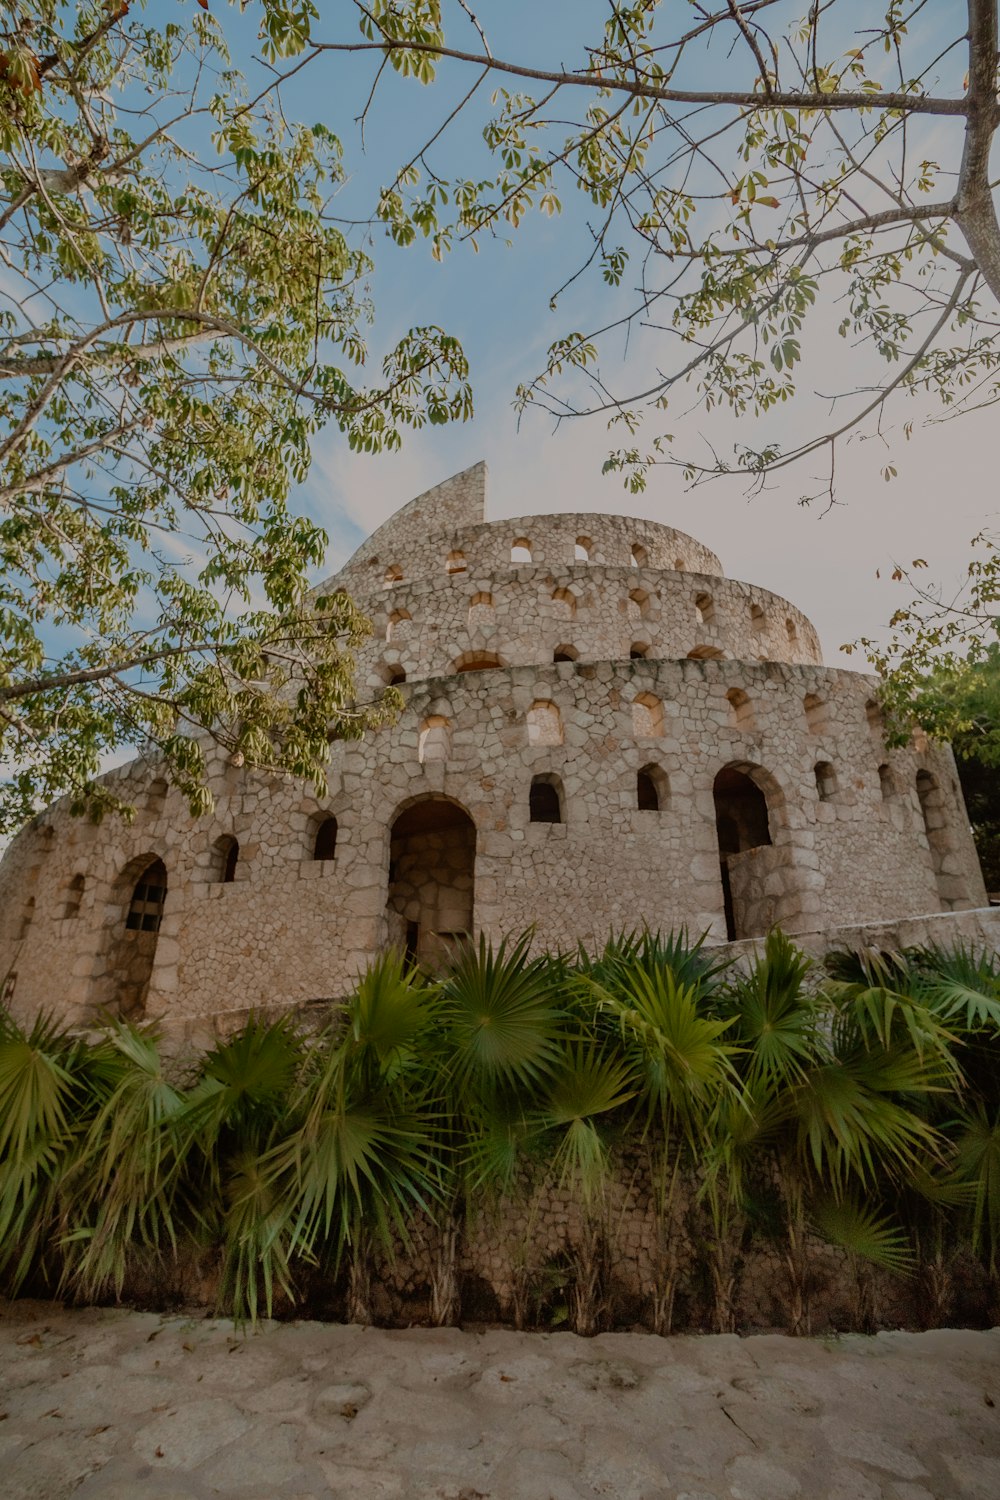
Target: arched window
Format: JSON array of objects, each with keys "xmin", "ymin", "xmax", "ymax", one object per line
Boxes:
[
  {"xmin": 631, "ymin": 543, "xmax": 648, "ymax": 568},
  {"xmin": 453, "ymin": 651, "xmax": 504, "ymax": 673},
  {"xmin": 551, "ymin": 587, "xmax": 577, "ymax": 619},
  {"xmin": 865, "ymin": 699, "xmax": 883, "ymax": 736},
  {"xmin": 726, "ymin": 689, "xmax": 754, "ymax": 729},
  {"xmin": 673, "ymin": 556, "xmax": 685, "ymax": 571},
  {"xmin": 574, "ymin": 536, "xmax": 592, "ymax": 562},
  {"xmin": 214, "ymin": 835, "xmax": 239, "ymax": 884},
  {"xmin": 468, "ymin": 591, "xmax": 495, "ymax": 630},
  {"xmin": 695, "ymin": 592, "xmax": 715, "ymax": 625},
  {"xmin": 750, "ymin": 603, "xmax": 766, "ymax": 632},
  {"xmin": 147, "ymin": 778, "xmax": 167, "ymax": 814},
  {"xmin": 314, "ymin": 816, "xmax": 338, "ymax": 861},
  {"xmin": 785, "ymin": 618, "xmax": 798, "ymax": 644},
  {"xmin": 445, "ymin": 550, "xmax": 467, "ymax": 575},
  {"xmin": 627, "ymin": 588, "xmax": 651, "ymax": 623},
  {"xmin": 814, "ymin": 762, "xmax": 838, "ymax": 801},
  {"xmin": 125, "ymin": 859, "xmax": 167, "ymax": 933},
  {"xmin": 529, "ymin": 775, "xmax": 563, "ymax": 824},
  {"xmin": 63, "ymin": 874, "xmax": 85, "ymax": 919},
  {"xmin": 553, "ymin": 645, "xmax": 578, "ymax": 664},
  {"xmin": 386, "ymin": 609, "xmax": 411, "ymax": 643},
  {"xmin": 629, "ymin": 642, "xmax": 649, "ymax": 660},
  {"xmin": 688, "ymin": 645, "xmax": 725, "ymax": 660},
  {"xmin": 632, "ymin": 692, "xmax": 664, "ymax": 738},
  {"xmin": 527, "ymin": 700, "xmax": 563, "ymax": 747},
  {"xmin": 511, "ymin": 538, "xmax": 532, "ymax": 563},
  {"xmin": 637, "ymin": 764, "xmax": 669, "ymax": 812},
  {"xmin": 419, "ymin": 715, "xmax": 452, "ymax": 763},
  {"xmin": 878, "ymin": 763, "xmax": 895, "ymax": 801},
  {"xmin": 386, "ymin": 665, "xmax": 407, "ymax": 686},
  {"xmin": 383, "ymin": 564, "xmax": 403, "ymax": 588},
  {"xmin": 803, "ymin": 694, "xmax": 827, "ymax": 734}
]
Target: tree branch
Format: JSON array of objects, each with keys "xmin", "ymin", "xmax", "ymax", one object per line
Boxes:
[{"xmin": 314, "ymin": 35, "xmax": 968, "ymax": 117}]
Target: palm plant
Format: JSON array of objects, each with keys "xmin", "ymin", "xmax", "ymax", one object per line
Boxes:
[
  {"xmin": 178, "ymin": 1015, "xmax": 304, "ymax": 1321},
  {"xmin": 58, "ymin": 1022, "xmax": 188, "ymax": 1303},
  {"xmin": 436, "ymin": 932, "xmax": 570, "ymax": 1326},
  {"xmin": 580, "ymin": 933, "xmax": 738, "ymax": 1333},
  {"xmin": 719, "ymin": 932, "xmax": 951, "ymax": 1333},
  {"xmin": 232, "ymin": 951, "xmax": 445, "ymax": 1324},
  {"xmin": 532, "ymin": 1039, "xmax": 637, "ymax": 1334},
  {"xmin": 0, "ymin": 1009, "xmax": 90, "ymax": 1293}
]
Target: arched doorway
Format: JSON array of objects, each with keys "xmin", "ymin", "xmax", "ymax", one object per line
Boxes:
[
  {"xmin": 387, "ymin": 797, "xmax": 476, "ymax": 968},
  {"xmin": 713, "ymin": 765, "xmax": 776, "ymax": 940},
  {"xmin": 95, "ymin": 854, "xmax": 168, "ymax": 1020}
]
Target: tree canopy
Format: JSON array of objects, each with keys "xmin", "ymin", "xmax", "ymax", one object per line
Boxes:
[
  {"xmin": 0, "ymin": 0, "xmax": 471, "ymax": 831},
  {"xmin": 312, "ymin": 0, "xmax": 1000, "ymax": 683},
  {"xmin": 4, "ymin": 0, "xmax": 999, "ymax": 832}
]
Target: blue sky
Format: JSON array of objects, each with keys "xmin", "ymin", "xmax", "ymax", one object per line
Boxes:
[{"xmin": 170, "ymin": 1, "xmax": 991, "ymax": 663}]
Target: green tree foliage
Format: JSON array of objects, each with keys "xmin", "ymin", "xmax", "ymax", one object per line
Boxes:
[
  {"xmin": 5, "ymin": 927, "xmax": 1000, "ymax": 1333},
  {"xmin": 0, "ymin": 1, "xmax": 472, "ymax": 831},
  {"xmin": 867, "ymin": 645, "xmax": 1000, "ymax": 889},
  {"xmin": 313, "ymin": 1, "xmax": 1000, "ymax": 677}
]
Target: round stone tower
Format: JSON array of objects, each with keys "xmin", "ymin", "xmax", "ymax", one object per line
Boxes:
[{"xmin": 0, "ymin": 462, "xmax": 988, "ymax": 1033}]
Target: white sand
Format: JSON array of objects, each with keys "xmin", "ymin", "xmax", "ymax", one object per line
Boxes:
[{"xmin": 1, "ymin": 1301, "xmax": 999, "ymax": 1498}]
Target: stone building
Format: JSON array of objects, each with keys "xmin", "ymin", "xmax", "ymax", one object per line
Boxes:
[{"xmin": 0, "ymin": 461, "xmax": 989, "ymax": 1034}]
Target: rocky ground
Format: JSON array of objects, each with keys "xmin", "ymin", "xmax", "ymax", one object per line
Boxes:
[{"xmin": 1, "ymin": 1301, "xmax": 999, "ymax": 1499}]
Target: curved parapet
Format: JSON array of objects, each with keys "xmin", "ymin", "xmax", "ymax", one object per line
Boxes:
[
  {"xmin": 329, "ymin": 501, "xmax": 723, "ymax": 595},
  {"xmin": 359, "ymin": 566, "xmax": 822, "ymax": 688}
]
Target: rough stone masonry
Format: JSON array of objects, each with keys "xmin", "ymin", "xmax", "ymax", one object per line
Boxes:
[{"xmin": 0, "ymin": 461, "xmax": 993, "ymax": 1039}]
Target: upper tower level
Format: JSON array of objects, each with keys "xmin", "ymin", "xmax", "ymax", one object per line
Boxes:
[
  {"xmin": 318, "ymin": 462, "xmax": 823, "ymax": 676},
  {"xmin": 324, "ymin": 461, "xmax": 724, "ymax": 596}
]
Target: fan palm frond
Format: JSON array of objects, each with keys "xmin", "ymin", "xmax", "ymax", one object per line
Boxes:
[
  {"xmin": 536, "ymin": 1043, "xmax": 637, "ymax": 1207},
  {"xmin": 811, "ymin": 1195, "xmax": 915, "ymax": 1275},
  {"xmin": 590, "ymin": 965, "xmax": 737, "ymax": 1140},
  {"xmin": 440, "ymin": 932, "xmax": 566, "ymax": 1100},
  {"xmin": 724, "ymin": 930, "xmax": 817, "ymax": 1088},
  {"xmin": 948, "ymin": 1105, "xmax": 1000, "ymax": 1271}
]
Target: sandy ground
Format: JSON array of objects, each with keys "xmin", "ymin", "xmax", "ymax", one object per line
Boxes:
[{"xmin": 1, "ymin": 1302, "xmax": 999, "ymax": 1499}]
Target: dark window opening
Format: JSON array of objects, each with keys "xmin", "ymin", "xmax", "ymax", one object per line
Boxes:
[
  {"xmin": 814, "ymin": 762, "xmax": 838, "ymax": 802},
  {"xmin": 125, "ymin": 859, "xmax": 167, "ymax": 934},
  {"xmin": 314, "ymin": 816, "xmax": 338, "ymax": 861},
  {"xmin": 529, "ymin": 777, "xmax": 562, "ymax": 824},
  {"xmin": 637, "ymin": 770, "xmax": 660, "ymax": 811}
]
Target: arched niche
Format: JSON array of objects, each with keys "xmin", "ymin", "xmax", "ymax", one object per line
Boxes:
[
  {"xmin": 712, "ymin": 765, "xmax": 784, "ymax": 941},
  {"xmin": 94, "ymin": 854, "xmax": 168, "ymax": 1021},
  {"xmin": 529, "ymin": 773, "xmax": 564, "ymax": 825},
  {"xmin": 213, "ymin": 835, "xmax": 239, "ymax": 883},
  {"xmin": 453, "ymin": 650, "xmax": 505, "ymax": 674},
  {"xmin": 637, "ymin": 764, "xmax": 669, "ymax": 812},
  {"xmin": 418, "ymin": 715, "xmax": 452, "ymax": 763},
  {"xmin": 313, "ymin": 815, "xmax": 338, "ymax": 861},
  {"xmin": 386, "ymin": 797, "xmax": 476, "ymax": 969},
  {"xmin": 527, "ymin": 699, "xmax": 563, "ymax": 747},
  {"xmin": 916, "ymin": 770, "xmax": 969, "ymax": 910}
]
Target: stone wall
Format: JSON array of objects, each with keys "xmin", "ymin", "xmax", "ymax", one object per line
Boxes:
[{"xmin": 0, "ymin": 466, "xmax": 988, "ymax": 1032}]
